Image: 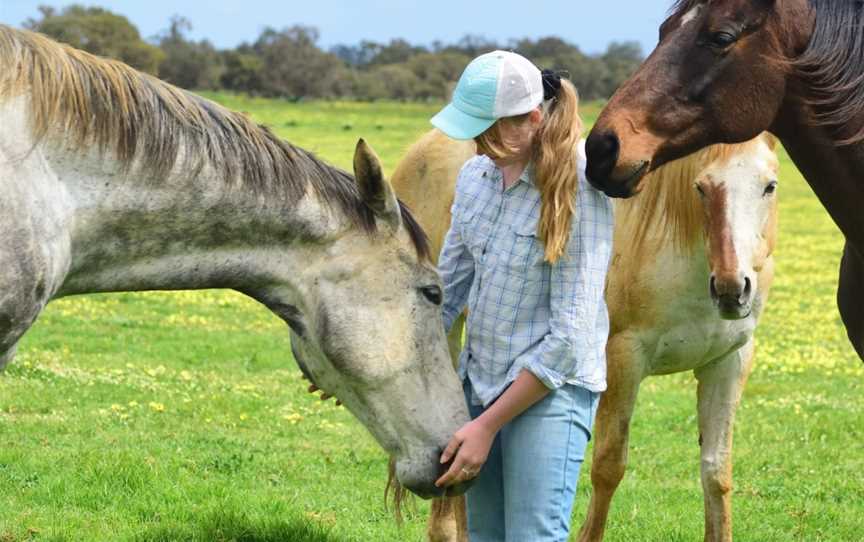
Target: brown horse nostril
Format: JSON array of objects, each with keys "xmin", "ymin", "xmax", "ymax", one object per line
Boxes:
[
  {"xmin": 709, "ymin": 275, "xmax": 719, "ymax": 300},
  {"xmin": 743, "ymin": 276, "xmax": 752, "ymax": 299},
  {"xmin": 585, "ymin": 131, "xmax": 620, "ymax": 187}
]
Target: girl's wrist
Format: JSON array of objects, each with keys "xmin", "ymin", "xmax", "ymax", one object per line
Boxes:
[{"xmin": 475, "ymin": 411, "xmax": 504, "ymax": 435}]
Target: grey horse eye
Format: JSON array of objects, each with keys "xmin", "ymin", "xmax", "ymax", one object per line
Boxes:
[
  {"xmin": 420, "ymin": 285, "xmax": 443, "ymax": 305},
  {"xmin": 763, "ymin": 181, "xmax": 778, "ymax": 196}
]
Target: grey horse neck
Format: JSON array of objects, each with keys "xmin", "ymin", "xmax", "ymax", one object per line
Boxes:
[
  {"xmin": 54, "ymin": 147, "xmax": 334, "ymax": 297},
  {"xmin": 0, "ymin": 99, "xmax": 348, "ymax": 305}
]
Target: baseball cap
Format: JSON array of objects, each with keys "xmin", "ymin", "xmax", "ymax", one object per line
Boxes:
[{"xmin": 431, "ymin": 50, "xmax": 544, "ymax": 140}]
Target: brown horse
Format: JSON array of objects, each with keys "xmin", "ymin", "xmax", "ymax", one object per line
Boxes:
[
  {"xmin": 583, "ymin": 0, "xmax": 864, "ymax": 361},
  {"xmin": 391, "ymin": 130, "xmax": 779, "ymax": 542}
]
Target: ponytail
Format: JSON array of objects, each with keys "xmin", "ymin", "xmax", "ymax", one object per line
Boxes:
[{"xmin": 535, "ymin": 79, "xmax": 582, "ymax": 263}]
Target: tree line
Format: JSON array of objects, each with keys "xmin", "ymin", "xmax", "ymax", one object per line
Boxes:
[{"xmin": 24, "ymin": 5, "xmax": 644, "ymax": 101}]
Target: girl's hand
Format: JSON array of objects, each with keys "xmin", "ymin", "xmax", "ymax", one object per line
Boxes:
[{"xmin": 435, "ymin": 419, "xmax": 496, "ymax": 487}]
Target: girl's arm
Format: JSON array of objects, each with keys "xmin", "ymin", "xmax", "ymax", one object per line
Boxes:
[{"xmin": 435, "ymin": 369, "xmax": 547, "ymax": 487}]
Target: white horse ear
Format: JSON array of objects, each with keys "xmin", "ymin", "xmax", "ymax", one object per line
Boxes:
[{"xmin": 353, "ymin": 138, "xmax": 401, "ymax": 227}]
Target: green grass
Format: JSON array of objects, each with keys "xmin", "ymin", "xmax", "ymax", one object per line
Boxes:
[{"xmin": 1, "ymin": 95, "xmax": 862, "ymax": 541}]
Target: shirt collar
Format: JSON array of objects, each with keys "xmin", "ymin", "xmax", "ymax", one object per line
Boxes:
[
  {"xmin": 519, "ymin": 162, "xmax": 536, "ymax": 187},
  {"xmin": 483, "ymin": 159, "xmax": 536, "ymax": 188}
]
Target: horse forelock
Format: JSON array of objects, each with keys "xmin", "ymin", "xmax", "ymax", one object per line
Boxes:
[
  {"xmin": 0, "ymin": 24, "xmax": 436, "ymax": 260},
  {"xmin": 669, "ymin": 0, "xmax": 706, "ymax": 19},
  {"xmin": 627, "ymin": 135, "xmax": 774, "ymax": 264}
]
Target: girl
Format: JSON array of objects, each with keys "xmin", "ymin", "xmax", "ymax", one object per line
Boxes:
[{"xmin": 432, "ymin": 50, "xmax": 614, "ymax": 541}]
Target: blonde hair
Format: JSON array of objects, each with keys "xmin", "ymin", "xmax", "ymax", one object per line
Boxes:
[{"xmin": 474, "ymin": 80, "xmax": 582, "ymax": 263}]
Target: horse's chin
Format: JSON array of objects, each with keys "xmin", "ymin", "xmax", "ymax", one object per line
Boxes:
[
  {"xmin": 716, "ymin": 305, "xmax": 752, "ymax": 321},
  {"xmin": 444, "ymin": 479, "xmax": 474, "ymax": 497},
  {"xmin": 592, "ymin": 161, "xmax": 650, "ymax": 199}
]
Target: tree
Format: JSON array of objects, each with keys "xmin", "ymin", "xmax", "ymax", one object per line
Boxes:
[
  {"xmin": 156, "ymin": 16, "xmax": 223, "ymax": 90},
  {"xmin": 330, "ymin": 40, "xmax": 381, "ymax": 68},
  {"xmin": 369, "ymin": 65, "xmax": 422, "ymax": 101},
  {"xmin": 252, "ymin": 26, "xmax": 344, "ymax": 99},
  {"xmin": 24, "ymin": 5, "xmax": 163, "ymax": 74},
  {"xmin": 367, "ymin": 39, "xmax": 426, "ymax": 66},
  {"xmin": 600, "ymin": 41, "xmax": 643, "ymax": 96},
  {"xmin": 220, "ymin": 47, "xmax": 264, "ymax": 94},
  {"xmin": 406, "ymin": 52, "xmax": 472, "ymax": 100}
]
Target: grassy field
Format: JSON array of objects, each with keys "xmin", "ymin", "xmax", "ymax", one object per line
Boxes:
[{"xmin": 1, "ymin": 94, "xmax": 862, "ymax": 541}]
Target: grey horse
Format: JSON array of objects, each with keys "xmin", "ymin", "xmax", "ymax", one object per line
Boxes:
[{"xmin": 0, "ymin": 25, "xmax": 469, "ymax": 498}]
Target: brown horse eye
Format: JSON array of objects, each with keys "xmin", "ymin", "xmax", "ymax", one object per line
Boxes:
[
  {"xmin": 708, "ymin": 31, "xmax": 738, "ymax": 49},
  {"xmin": 695, "ymin": 184, "xmax": 707, "ymax": 197},
  {"xmin": 420, "ymin": 285, "xmax": 443, "ymax": 305}
]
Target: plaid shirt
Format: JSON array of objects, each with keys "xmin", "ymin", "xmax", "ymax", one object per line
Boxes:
[{"xmin": 439, "ymin": 147, "xmax": 613, "ymax": 407}]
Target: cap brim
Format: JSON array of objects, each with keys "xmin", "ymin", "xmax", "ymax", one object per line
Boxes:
[{"xmin": 430, "ymin": 103, "xmax": 495, "ymax": 140}]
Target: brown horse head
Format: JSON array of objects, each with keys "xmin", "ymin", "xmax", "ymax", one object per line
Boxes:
[{"xmin": 585, "ymin": 0, "xmax": 814, "ymax": 197}]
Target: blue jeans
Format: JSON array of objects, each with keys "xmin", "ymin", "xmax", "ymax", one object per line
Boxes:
[{"xmin": 464, "ymin": 378, "xmax": 600, "ymax": 542}]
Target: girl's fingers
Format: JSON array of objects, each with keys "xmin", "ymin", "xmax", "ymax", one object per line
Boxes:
[
  {"xmin": 439, "ymin": 434, "xmax": 463, "ymax": 464},
  {"xmin": 435, "ymin": 458, "xmax": 463, "ymax": 487}
]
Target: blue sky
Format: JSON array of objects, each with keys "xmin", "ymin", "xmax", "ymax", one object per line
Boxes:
[{"xmin": 0, "ymin": 1, "xmax": 672, "ymax": 55}]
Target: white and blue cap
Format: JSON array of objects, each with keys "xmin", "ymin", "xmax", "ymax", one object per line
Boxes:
[{"xmin": 431, "ymin": 50, "xmax": 544, "ymax": 140}]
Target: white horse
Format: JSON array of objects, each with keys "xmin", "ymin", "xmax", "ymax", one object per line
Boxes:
[
  {"xmin": 389, "ymin": 130, "xmax": 779, "ymax": 541},
  {"xmin": 0, "ymin": 25, "xmax": 470, "ymax": 499}
]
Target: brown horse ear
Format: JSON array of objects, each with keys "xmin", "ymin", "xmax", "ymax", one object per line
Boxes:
[{"xmin": 353, "ymin": 138, "xmax": 401, "ymax": 227}]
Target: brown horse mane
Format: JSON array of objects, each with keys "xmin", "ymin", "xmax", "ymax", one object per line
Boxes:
[
  {"xmin": 0, "ymin": 25, "xmax": 429, "ymax": 260},
  {"xmin": 792, "ymin": 0, "xmax": 864, "ymax": 145},
  {"xmin": 626, "ymin": 134, "xmax": 775, "ymax": 259},
  {"xmin": 670, "ymin": 0, "xmax": 864, "ymax": 145}
]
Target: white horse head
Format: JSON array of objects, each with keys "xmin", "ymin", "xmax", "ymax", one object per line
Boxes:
[
  {"xmin": 695, "ymin": 136, "xmax": 779, "ymax": 319},
  {"xmin": 0, "ymin": 25, "xmax": 469, "ymax": 498}
]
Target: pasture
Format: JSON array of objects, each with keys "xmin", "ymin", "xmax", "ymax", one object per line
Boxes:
[{"xmin": 0, "ymin": 95, "xmax": 861, "ymax": 541}]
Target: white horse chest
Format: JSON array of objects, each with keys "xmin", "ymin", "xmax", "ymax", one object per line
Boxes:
[
  {"xmin": 630, "ymin": 251, "xmax": 760, "ymax": 376},
  {"xmin": 645, "ymin": 316, "xmax": 755, "ymax": 375}
]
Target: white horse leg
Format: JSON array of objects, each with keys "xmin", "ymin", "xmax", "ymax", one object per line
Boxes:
[
  {"xmin": 0, "ymin": 256, "xmax": 56, "ymax": 370},
  {"xmin": 693, "ymin": 340, "xmax": 754, "ymax": 542},
  {"xmin": 0, "ymin": 280, "xmax": 49, "ymax": 371},
  {"xmin": 577, "ymin": 333, "xmax": 645, "ymax": 542},
  {"xmin": 0, "ymin": 225, "xmax": 66, "ymax": 370}
]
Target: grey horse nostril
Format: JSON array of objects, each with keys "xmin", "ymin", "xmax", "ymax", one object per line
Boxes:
[{"xmin": 743, "ymin": 276, "xmax": 752, "ymax": 298}]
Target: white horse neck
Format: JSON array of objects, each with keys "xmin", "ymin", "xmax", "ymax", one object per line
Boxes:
[{"xmin": 1, "ymin": 100, "xmax": 340, "ymax": 300}]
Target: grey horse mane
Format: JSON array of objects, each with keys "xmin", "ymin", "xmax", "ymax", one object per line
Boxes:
[{"xmin": 0, "ymin": 24, "xmax": 430, "ymax": 260}]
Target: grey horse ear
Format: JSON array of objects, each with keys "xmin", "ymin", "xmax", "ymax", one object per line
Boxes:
[{"xmin": 353, "ymin": 138, "xmax": 401, "ymax": 227}]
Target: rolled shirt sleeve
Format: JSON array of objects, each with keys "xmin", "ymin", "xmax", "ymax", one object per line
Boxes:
[
  {"xmin": 439, "ymin": 216, "xmax": 475, "ymax": 333},
  {"xmin": 438, "ymin": 164, "xmax": 477, "ymax": 333}
]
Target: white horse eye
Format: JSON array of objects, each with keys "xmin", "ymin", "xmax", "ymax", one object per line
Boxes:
[
  {"xmin": 763, "ymin": 181, "xmax": 778, "ymax": 196},
  {"xmin": 420, "ymin": 285, "xmax": 443, "ymax": 305}
]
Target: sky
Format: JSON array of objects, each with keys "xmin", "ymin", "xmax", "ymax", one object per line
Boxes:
[{"xmin": 0, "ymin": 1, "xmax": 672, "ymax": 55}]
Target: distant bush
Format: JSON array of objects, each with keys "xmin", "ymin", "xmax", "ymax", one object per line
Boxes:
[{"xmin": 22, "ymin": 4, "xmax": 644, "ymax": 101}]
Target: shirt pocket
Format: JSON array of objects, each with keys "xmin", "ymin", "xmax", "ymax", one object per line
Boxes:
[
  {"xmin": 455, "ymin": 204, "xmax": 487, "ymax": 259},
  {"xmin": 507, "ymin": 218, "xmax": 546, "ymax": 277}
]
